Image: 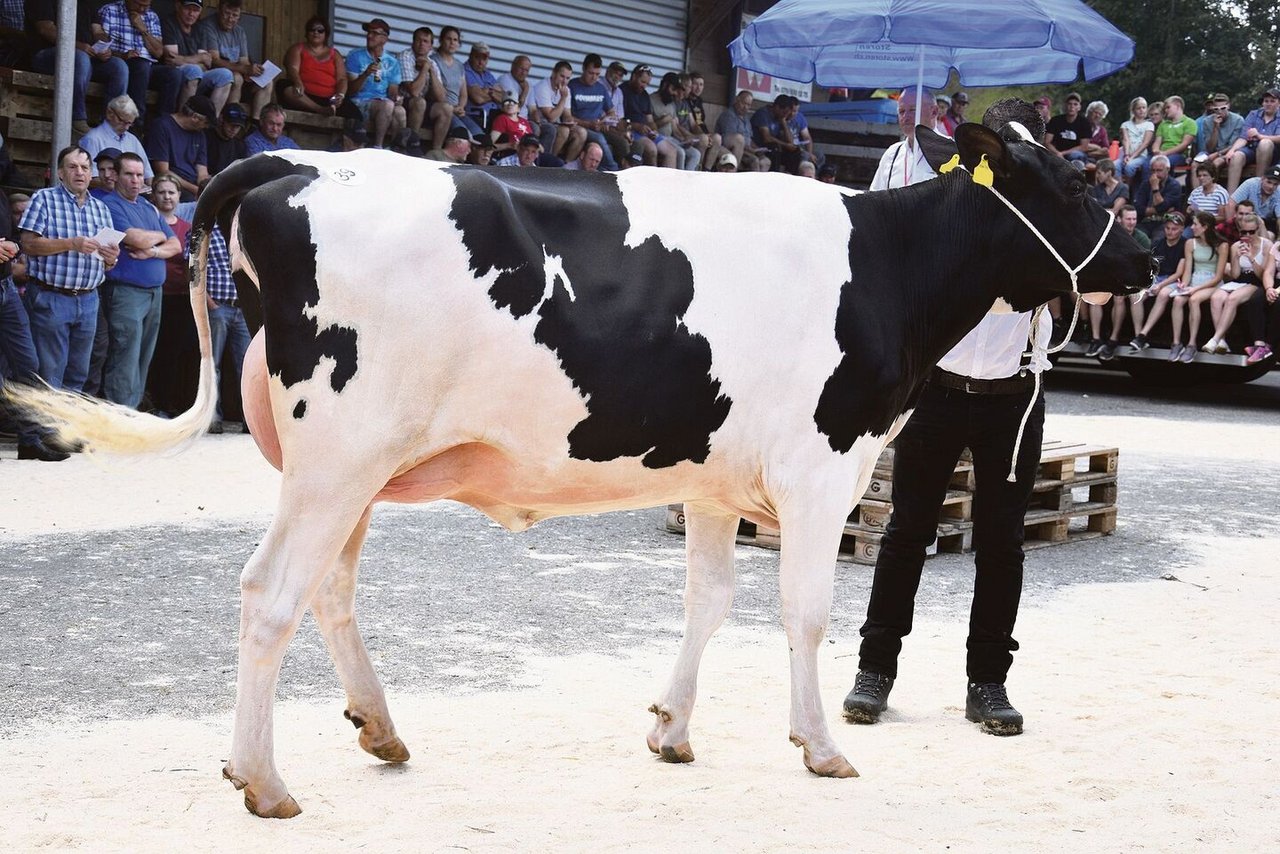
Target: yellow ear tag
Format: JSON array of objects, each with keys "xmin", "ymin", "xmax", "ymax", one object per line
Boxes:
[
  {"xmin": 939, "ymin": 154, "xmax": 961, "ymax": 174},
  {"xmin": 972, "ymin": 154, "xmax": 995, "ymax": 187}
]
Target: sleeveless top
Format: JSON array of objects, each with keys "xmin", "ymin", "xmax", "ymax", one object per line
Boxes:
[
  {"xmin": 1191, "ymin": 240, "xmax": 1217, "ymax": 277},
  {"xmin": 299, "ymin": 45, "xmax": 339, "ymax": 97},
  {"xmin": 1237, "ymin": 238, "xmax": 1271, "ymax": 273}
]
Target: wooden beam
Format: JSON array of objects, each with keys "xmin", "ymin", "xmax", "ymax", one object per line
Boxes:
[{"xmin": 688, "ymin": 0, "xmax": 742, "ymax": 51}]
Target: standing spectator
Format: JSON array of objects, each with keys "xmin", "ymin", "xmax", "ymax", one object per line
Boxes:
[
  {"xmin": 1118, "ymin": 97, "xmax": 1154, "ymax": 185},
  {"xmin": 622, "ymin": 64, "xmax": 677, "ymax": 168},
  {"xmin": 463, "ymin": 42, "xmax": 503, "ymax": 131},
  {"xmin": 1148, "ymin": 95, "xmax": 1196, "ymax": 177},
  {"xmin": 1130, "ymin": 211, "xmax": 1187, "ymax": 350},
  {"xmin": 243, "ymin": 103, "xmax": 299, "ymax": 155},
  {"xmin": 1186, "ymin": 162, "xmax": 1230, "ymax": 224},
  {"xmin": 424, "ymin": 126, "xmax": 472, "ymax": 163},
  {"xmin": 1044, "ymin": 91, "xmax": 1092, "ymax": 166},
  {"xmin": 869, "ymin": 88, "xmax": 938, "ymax": 189},
  {"xmin": 158, "ymin": 0, "xmax": 234, "ymax": 117},
  {"xmin": 490, "ymin": 96, "xmax": 533, "ymax": 146},
  {"xmin": 1195, "ymin": 93, "xmax": 1244, "ymax": 180},
  {"xmin": 568, "ymin": 54, "xmax": 619, "ymax": 171},
  {"xmin": 396, "ymin": 26, "xmax": 441, "ymax": 143},
  {"xmin": 144, "ymin": 172, "xmax": 195, "ymax": 416},
  {"xmin": 1090, "ymin": 159, "xmax": 1127, "ymax": 214},
  {"xmin": 1134, "ymin": 154, "xmax": 1184, "ymax": 240},
  {"xmin": 563, "ymin": 140, "xmax": 603, "ymax": 172},
  {"xmin": 17, "ymin": 146, "xmax": 120, "ymax": 392},
  {"xmin": 26, "ymin": 0, "xmax": 114, "ymax": 138},
  {"xmin": 495, "ymin": 54, "xmax": 533, "ymax": 119},
  {"xmin": 530, "ymin": 59, "xmax": 586, "ymax": 161},
  {"xmin": 428, "ymin": 25, "xmax": 482, "ymax": 145},
  {"xmin": 80, "ymin": 95, "xmax": 152, "ymax": 181},
  {"xmin": 1203, "ymin": 212, "xmax": 1270, "ymax": 355},
  {"xmin": 716, "ymin": 89, "xmax": 766, "ymax": 172},
  {"xmin": 1227, "ymin": 164, "xmax": 1280, "ymax": 236},
  {"xmin": 90, "ymin": 148, "xmax": 121, "ymax": 198},
  {"xmin": 1225, "ymin": 87, "xmax": 1280, "ymax": 194},
  {"xmin": 1093, "ymin": 205, "xmax": 1150, "ymax": 360},
  {"xmin": 280, "ymin": 15, "xmax": 361, "ymax": 123},
  {"xmin": 939, "ymin": 90, "xmax": 968, "ymax": 135},
  {"xmin": 346, "ymin": 17, "xmax": 405, "ymax": 150},
  {"xmin": 205, "ymin": 101, "xmax": 246, "ymax": 175},
  {"xmin": 99, "ymin": 152, "xmax": 180, "ymax": 408},
  {"xmin": 145, "ymin": 93, "xmax": 214, "ymax": 199},
  {"xmin": 195, "ymin": 0, "xmax": 269, "ymax": 121},
  {"xmin": 93, "ymin": 0, "xmax": 164, "ymax": 127}
]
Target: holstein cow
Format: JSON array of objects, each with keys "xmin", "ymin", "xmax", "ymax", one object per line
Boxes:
[{"xmin": 9, "ymin": 123, "xmax": 1151, "ymax": 818}]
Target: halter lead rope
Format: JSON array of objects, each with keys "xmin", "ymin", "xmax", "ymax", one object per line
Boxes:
[{"xmin": 940, "ymin": 154, "xmax": 1118, "ymax": 481}]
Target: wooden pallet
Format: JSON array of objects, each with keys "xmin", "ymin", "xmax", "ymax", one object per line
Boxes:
[{"xmin": 855, "ymin": 489, "xmax": 972, "ymax": 531}]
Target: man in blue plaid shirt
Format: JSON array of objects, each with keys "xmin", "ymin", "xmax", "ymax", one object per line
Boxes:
[
  {"xmin": 93, "ymin": 1, "xmax": 165, "ymax": 126},
  {"xmin": 18, "ymin": 146, "xmax": 122, "ymax": 392}
]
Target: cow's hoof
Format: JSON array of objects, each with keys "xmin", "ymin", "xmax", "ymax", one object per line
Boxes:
[
  {"xmin": 360, "ymin": 729, "xmax": 410, "ymax": 763},
  {"xmin": 659, "ymin": 742, "xmax": 695, "ymax": 763},
  {"xmin": 790, "ymin": 735, "xmax": 859, "ymax": 778},
  {"xmin": 646, "ymin": 703, "xmax": 694, "ymax": 763},
  {"xmin": 243, "ymin": 790, "xmax": 302, "ymax": 819}
]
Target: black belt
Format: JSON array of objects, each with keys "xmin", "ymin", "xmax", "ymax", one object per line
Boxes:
[
  {"xmin": 214, "ymin": 297, "xmax": 239, "ymax": 307},
  {"xmin": 930, "ymin": 367, "xmax": 1035, "ymax": 395},
  {"xmin": 34, "ymin": 280, "xmax": 95, "ymax": 297}
]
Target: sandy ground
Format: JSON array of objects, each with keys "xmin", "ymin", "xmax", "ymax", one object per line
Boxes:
[{"xmin": 3, "ymin": 392, "xmax": 1279, "ymax": 851}]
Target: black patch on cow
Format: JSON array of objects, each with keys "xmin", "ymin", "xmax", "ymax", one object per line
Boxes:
[
  {"xmin": 444, "ymin": 167, "xmax": 730, "ymax": 468},
  {"xmin": 293, "ymin": 400, "xmax": 306, "ymax": 420},
  {"xmin": 234, "ymin": 168, "xmax": 359, "ymax": 396},
  {"xmin": 232, "ymin": 267, "xmax": 263, "ymax": 335}
]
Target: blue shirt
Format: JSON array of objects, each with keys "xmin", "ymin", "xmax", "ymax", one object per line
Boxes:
[
  {"xmin": 144, "ymin": 114, "xmax": 207, "ymax": 184},
  {"xmin": 244, "ymin": 130, "xmax": 300, "ymax": 156},
  {"xmin": 347, "ymin": 47, "xmax": 400, "ymax": 103},
  {"xmin": 18, "ymin": 183, "xmax": 114, "ymax": 291},
  {"xmin": 101, "ymin": 191, "xmax": 173, "ymax": 288},
  {"xmin": 464, "ymin": 63, "xmax": 500, "ymax": 119},
  {"xmin": 80, "ymin": 122, "xmax": 153, "ymax": 179},
  {"xmin": 750, "ymin": 105, "xmax": 785, "ymax": 146},
  {"xmin": 1195, "ymin": 111, "xmax": 1243, "ymax": 154},
  {"xmin": 178, "ymin": 200, "xmax": 235, "ymax": 302},
  {"xmin": 1231, "ymin": 177, "xmax": 1280, "ymax": 219},
  {"xmin": 1241, "ymin": 108, "xmax": 1280, "ymax": 146},
  {"xmin": 568, "ymin": 77, "xmax": 610, "ymax": 121}
]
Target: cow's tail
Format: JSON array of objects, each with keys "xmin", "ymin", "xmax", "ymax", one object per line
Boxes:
[{"xmin": 3, "ymin": 154, "xmax": 302, "ymax": 456}]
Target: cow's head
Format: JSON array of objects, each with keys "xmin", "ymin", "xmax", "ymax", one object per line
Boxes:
[{"xmin": 918, "ymin": 122, "xmax": 1154, "ymax": 313}]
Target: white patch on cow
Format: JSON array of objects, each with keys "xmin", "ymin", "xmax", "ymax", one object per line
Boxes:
[
  {"xmin": 542, "ymin": 249, "xmax": 576, "ymax": 302},
  {"xmin": 990, "ymin": 297, "xmax": 1015, "ymax": 314},
  {"xmin": 1007, "ymin": 121, "xmax": 1045, "ymax": 148}
]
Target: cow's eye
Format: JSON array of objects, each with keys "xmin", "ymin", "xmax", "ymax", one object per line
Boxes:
[{"xmin": 1067, "ymin": 180, "xmax": 1086, "ymax": 199}]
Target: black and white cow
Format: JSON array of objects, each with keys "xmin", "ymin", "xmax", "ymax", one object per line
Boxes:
[{"xmin": 10, "ymin": 123, "xmax": 1152, "ymax": 818}]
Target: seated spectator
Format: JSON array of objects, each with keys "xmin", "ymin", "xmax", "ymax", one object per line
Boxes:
[
  {"xmin": 281, "ymin": 15, "xmax": 362, "ymax": 123},
  {"xmin": 714, "ymin": 152, "xmax": 737, "ymax": 172},
  {"xmin": 205, "ymin": 101, "xmax": 247, "ymax": 175},
  {"xmin": 530, "ymin": 59, "xmax": 586, "ymax": 161},
  {"xmin": 781, "ymin": 95, "xmax": 816, "ymax": 165},
  {"xmin": 652, "ymin": 72, "xmax": 699, "ymax": 170},
  {"xmin": 1195, "ymin": 92, "xmax": 1244, "ymax": 179},
  {"xmin": 1033, "ymin": 95, "xmax": 1052, "ymax": 127},
  {"xmin": 1131, "ymin": 211, "xmax": 1187, "ymax": 350},
  {"xmin": 1167, "ymin": 211, "xmax": 1227, "ymax": 361},
  {"xmin": 346, "ymin": 17, "xmax": 405, "ymax": 150},
  {"xmin": 1244, "ymin": 240, "xmax": 1280, "ymax": 362},
  {"xmin": 1227, "ymin": 164, "xmax": 1280, "ymax": 236},
  {"xmin": 1134, "ymin": 154, "xmax": 1184, "ymax": 240},
  {"xmin": 159, "ymin": 0, "xmax": 234, "ymax": 117},
  {"xmin": 1186, "ymin": 162, "xmax": 1230, "ymax": 224},
  {"xmin": 1118, "ymin": 97, "xmax": 1154, "ymax": 185},
  {"xmin": 467, "ymin": 137, "xmax": 494, "ymax": 166},
  {"xmin": 495, "ymin": 54, "xmax": 533, "ymax": 119},
  {"xmin": 1044, "ymin": 92, "xmax": 1092, "ymax": 166},
  {"xmin": 1202, "ymin": 212, "xmax": 1271, "ymax": 355},
  {"xmin": 622, "ymin": 64, "xmax": 677, "ymax": 167},
  {"xmin": 600, "ymin": 60, "xmax": 644, "ymax": 167},
  {"xmin": 685, "ymin": 71, "xmax": 726, "ymax": 170},
  {"xmin": 396, "ymin": 26, "xmax": 441, "ymax": 142},
  {"xmin": 145, "ymin": 172, "xmax": 196, "ymax": 416},
  {"xmin": 491, "ymin": 96, "xmax": 534, "ymax": 145},
  {"xmin": 145, "ymin": 94, "xmax": 215, "ymax": 199},
  {"xmin": 195, "ymin": 0, "xmax": 269, "ymax": 121},
  {"xmin": 818, "ymin": 162, "xmax": 837, "ymax": 183},
  {"xmin": 716, "ymin": 89, "xmax": 767, "ymax": 172},
  {"xmin": 1147, "ymin": 95, "xmax": 1196, "ymax": 178},
  {"xmin": 1225, "ymin": 87, "xmax": 1280, "ymax": 194},
  {"xmin": 568, "ymin": 54, "xmax": 619, "ymax": 171},
  {"xmin": 428, "ymin": 26, "xmax": 483, "ymax": 147},
  {"xmin": 563, "ymin": 140, "xmax": 603, "ymax": 171},
  {"xmin": 80, "ymin": 95, "xmax": 153, "ymax": 182},
  {"xmin": 93, "ymin": 0, "xmax": 164, "ymax": 127},
  {"xmin": 424, "ymin": 126, "xmax": 472, "ymax": 163},
  {"xmin": 752, "ymin": 94, "xmax": 804, "ymax": 174},
  {"xmin": 1218, "ymin": 198, "xmax": 1264, "ymax": 243},
  {"xmin": 26, "ymin": 0, "xmax": 107, "ymax": 137},
  {"xmin": 1084, "ymin": 101, "xmax": 1110, "ymax": 160},
  {"xmin": 1090, "ymin": 204, "xmax": 1150, "ymax": 359},
  {"xmin": 90, "ymin": 147, "xmax": 121, "ymax": 198},
  {"xmin": 798, "ymin": 160, "xmax": 817, "ymax": 178},
  {"xmin": 1090, "ymin": 158, "xmax": 1127, "ymax": 213},
  {"xmin": 244, "ymin": 104, "xmax": 298, "ymax": 155},
  {"xmin": 496, "ymin": 133, "xmax": 542, "ymax": 167},
  {"xmin": 464, "ymin": 42, "xmax": 504, "ymax": 131}
]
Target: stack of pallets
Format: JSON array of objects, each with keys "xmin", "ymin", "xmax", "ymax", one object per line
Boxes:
[{"xmin": 664, "ymin": 439, "xmax": 1119, "ymax": 564}]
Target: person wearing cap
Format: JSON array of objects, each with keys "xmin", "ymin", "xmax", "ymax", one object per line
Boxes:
[
  {"xmin": 467, "ymin": 135, "xmax": 495, "ymax": 166},
  {"xmin": 818, "ymin": 162, "xmax": 837, "ymax": 183},
  {"xmin": 623, "ymin": 64, "xmax": 678, "ymax": 167},
  {"xmin": 530, "ymin": 59, "xmax": 587, "ymax": 162},
  {"xmin": 99, "ymin": 152, "xmax": 181, "ymax": 409},
  {"xmin": 1225, "ymin": 87, "xmax": 1280, "ymax": 193},
  {"xmin": 1032, "ymin": 95, "xmax": 1052, "ymax": 126},
  {"xmin": 1044, "ymin": 92, "xmax": 1092, "ymax": 165},
  {"xmin": 90, "ymin": 148, "xmax": 123, "ymax": 199},
  {"xmin": 145, "ymin": 94, "xmax": 215, "ymax": 200},
  {"xmin": 934, "ymin": 94, "xmax": 951, "ymax": 128},
  {"xmin": 195, "ymin": 0, "xmax": 270, "ymax": 121},
  {"xmin": 424, "ymin": 126, "xmax": 474, "ymax": 164},
  {"xmin": 491, "ymin": 94, "xmax": 535, "ymax": 147},
  {"xmin": 1227, "ymin": 164, "xmax": 1280, "ymax": 237},
  {"xmin": 496, "ymin": 133, "xmax": 543, "ymax": 167},
  {"xmin": 346, "ymin": 17, "xmax": 406, "ymax": 149},
  {"xmin": 18, "ymin": 145, "xmax": 120, "ymax": 395},
  {"xmin": 427, "ymin": 26, "xmax": 484, "ymax": 148},
  {"xmin": 1129, "ymin": 211, "xmax": 1188, "ymax": 351},
  {"xmin": 281, "ymin": 15, "xmax": 363, "ymax": 123},
  {"xmin": 1134, "ymin": 154, "xmax": 1185, "ymax": 241},
  {"xmin": 1195, "ymin": 93, "xmax": 1244, "ymax": 178},
  {"xmin": 568, "ymin": 54, "xmax": 620, "ymax": 171},
  {"xmin": 80, "ymin": 96, "xmax": 153, "ymax": 183},
  {"xmin": 396, "ymin": 27, "xmax": 443, "ymax": 141},
  {"xmin": 714, "ymin": 151, "xmax": 738, "ymax": 172},
  {"xmin": 940, "ymin": 91, "xmax": 968, "ymax": 135},
  {"xmin": 464, "ymin": 42, "xmax": 504, "ymax": 130},
  {"xmin": 158, "ymin": 0, "xmax": 235, "ymax": 118},
  {"xmin": 867, "ymin": 88, "xmax": 938, "ymax": 189},
  {"xmin": 244, "ymin": 103, "xmax": 300, "ymax": 156},
  {"xmin": 562, "ymin": 140, "xmax": 604, "ymax": 172},
  {"xmin": 206, "ymin": 102, "xmax": 248, "ymax": 175},
  {"xmin": 92, "ymin": 0, "xmax": 164, "ymax": 126}
]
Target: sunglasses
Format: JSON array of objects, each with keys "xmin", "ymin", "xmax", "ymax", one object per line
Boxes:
[
  {"xmin": 1241, "ymin": 229, "xmax": 1258, "ymax": 234},
  {"xmin": 308, "ymin": 26, "xmax": 327, "ymax": 33}
]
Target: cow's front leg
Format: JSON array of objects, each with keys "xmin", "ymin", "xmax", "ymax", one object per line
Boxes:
[
  {"xmin": 310, "ymin": 505, "xmax": 409, "ymax": 764},
  {"xmin": 648, "ymin": 503, "xmax": 738, "ymax": 763},
  {"xmin": 779, "ymin": 499, "xmax": 858, "ymax": 778}
]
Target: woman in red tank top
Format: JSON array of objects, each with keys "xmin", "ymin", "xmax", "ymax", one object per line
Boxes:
[{"xmin": 282, "ymin": 16, "xmax": 362, "ymax": 122}]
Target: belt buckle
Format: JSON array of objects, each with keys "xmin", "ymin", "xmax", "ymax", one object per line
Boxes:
[{"xmin": 964, "ymin": 378, "xmax": 973, "ymax": 393}]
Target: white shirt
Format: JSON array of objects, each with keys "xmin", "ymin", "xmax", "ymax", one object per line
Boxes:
[
  {"xmin": 528, "ymin": 77, "xmax": 567, "ymax": 119},
  {"xmin": 870, "ymin": 134, "xmax": 1049, "ymax": 379},
  {"xmin": 495, "ymin": 72, "xmax": 529, "ymax": 118}
]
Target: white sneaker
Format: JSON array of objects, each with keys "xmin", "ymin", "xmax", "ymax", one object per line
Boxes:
[
  {"xmin": 1214, "ymin": 339, "xmax": 1230, "ymax": 354},
  {"xmin": 1201, "ymin": 338, "xmax": 1218, "ymax": 353}
]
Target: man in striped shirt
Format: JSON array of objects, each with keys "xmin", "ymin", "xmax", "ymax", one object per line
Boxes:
[{"xmin": 18, "ymin": 146, "xmax": 121, "ymax": 392}]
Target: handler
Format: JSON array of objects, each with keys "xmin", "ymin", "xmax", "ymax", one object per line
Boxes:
[{"xmin": 844, "ymin": 97, "xmax": 1053, "ymax": 736}]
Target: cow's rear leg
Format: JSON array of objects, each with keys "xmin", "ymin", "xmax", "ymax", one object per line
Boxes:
[
  {"xmin": 223, "ymin": 479, "xmax": 384, "ymax": 819},
  {"xmin": 779, "ymin": 499, "xmax": 858, "ymax": 778},
  {"xmin": 648, "ymin": 503, "xmax": 738, "ymax": 763},
  {"xmin": 310, "ymin": 505, "xmax": 409, "ymax": 763}
]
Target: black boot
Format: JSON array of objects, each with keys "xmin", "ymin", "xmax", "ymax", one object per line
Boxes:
[
  {"xmin": 843, "ymin": 670, "xmax": 894, "ymax": 724},
  {"xmin": 17, "ymin": 439, "xmax": 71, "ymax": 462},
  {"xmin": 965, "ymin": 682, "xmax": 1023, "ymax": 735}
]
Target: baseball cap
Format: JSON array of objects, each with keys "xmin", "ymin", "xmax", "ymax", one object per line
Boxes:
[
  {"xmin": 607, "ymin": 61, "xmax": 627, "ymax": 74},
  {"xmin": 471, "ymin": 42, "xmax": 490, "ymax": 54},
  {"xmin": 1262, "ymin": 87, "xmax": 1280, "ymax": 102},
  {"xmin": 501, "ymin": 95, "xmax": 517, "ymax": 105},
  {"xmin": 952, "ymin": 91, "xmax": 969, "ymax": 104},
  {"xmin": 1034, "ymin": 96, "xmax": 1052, "ymax": 107},
  {"xmin": 1065, "ymin": 91, "xmax": 1082, "ymax": 103},
  {"xmin": 95, "ymin": 147, "xmax": 122, "ymax": 163},
  {"xmin": 518, "ymin": 133, "xmax": 542, "ymax": 149},
  {"xmin": 184, "ymin": 94, "xmax": 217, "ymax": 123},
  {"xmin": 632, "ymin": 63, "xmax": 652, "ymax": 76},
  {"xmin": 362, "ymin": 18, "xmax": 390, "ymax": 36},
  {"xmin": 819, "ymin": 163, "xmax": 838, "ymax": 178},
  {"xmin": 181, "ymin": 0, "xmax": 203, "ymax": 6},
  {"xmin": 1265, "ymin": 165, "xmax": 1280, "ymax": 181},
  {"xmin": 445, "ymin": 126, "xmax": 476, "ymax": 144},
  {"xmin": 222, "ymin": 102, "xmax": 248, "ymax": 124},
  {"xmin": 717, "ymin": 152, "xmax": 738, "ymax": 169}
]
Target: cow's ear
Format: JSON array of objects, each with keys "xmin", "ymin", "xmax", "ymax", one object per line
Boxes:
[
  {"xmin": 915, "ymin": 124, "xmax": 958, "ymax": 173},
  {"xmin": 954, "ymin": 123, "xmax": 1014, "ymax": 179}
]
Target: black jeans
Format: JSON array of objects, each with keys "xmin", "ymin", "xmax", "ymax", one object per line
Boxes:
[{"xmin": 858, "ymin": 379, "xmax": 1045, "ymax": 684}]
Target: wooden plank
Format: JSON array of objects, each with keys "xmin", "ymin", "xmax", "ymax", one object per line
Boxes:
[{"xmin": 812, "ymin": 142, "xmax": 894, "ymax": 160}]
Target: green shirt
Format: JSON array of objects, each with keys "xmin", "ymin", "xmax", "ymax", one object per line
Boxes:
[
  {"xmin": 1155, "ymin": 116, "xmax": 1197, "ymax": 153},
  {"xmin": 1129, "ymin": 227, "xmax": 1152, "ymax": 250}
]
